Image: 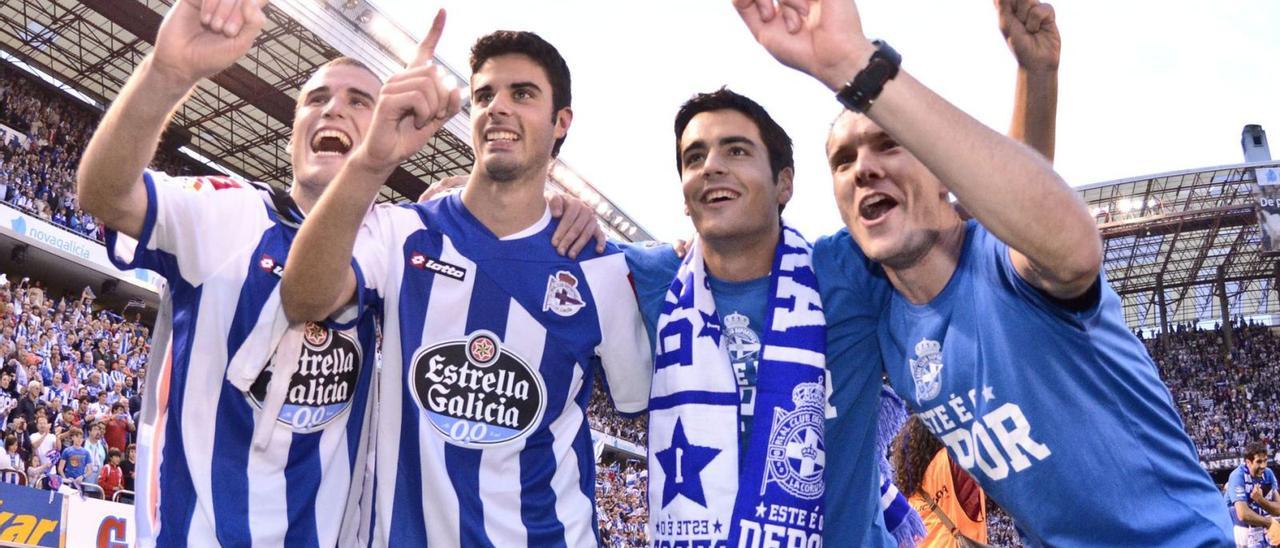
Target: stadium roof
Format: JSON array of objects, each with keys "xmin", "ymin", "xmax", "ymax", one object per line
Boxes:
[
  {"xmin": 1079, "ymin": 160, "xmax": 1280, "ymax": 330},
  {"xmin": 0, "ymin": 0, "xmax": 650, "ymax": 240}
]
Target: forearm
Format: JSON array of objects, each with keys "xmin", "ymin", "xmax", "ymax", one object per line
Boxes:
[
  {"xmin": 77, "ymin": 56, "xmax": 192, "ymax": 237},
  {"xmin": 1009, "ymin": 68, "xmax": 1058, "ymax": 162},
  {"xmin": 281, "ymin": 156, "xmax": 389, "ymax": 322},
  {"xmin": 821, "ymin": 49, "xmax": 1097, "ymax": 286},
  {"xmin": 1238, "ymin": 503, "xmax": 1273, "ymax": 527}
]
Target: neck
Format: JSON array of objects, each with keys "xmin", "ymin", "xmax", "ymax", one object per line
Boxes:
[
  {"xmin": 460, "ymin": 169, "xmax": 548, "ymax": 238},
  {"xmin": 701, "ymin": 226, "xmax": 779, "ymax": 282},
  {"xmin": 290, "ymin": 184, "xmax": 318, "ymax": 215},
  {"xmin": 884, "ymin": 221, "xmax": 967, "ymax": 305}
]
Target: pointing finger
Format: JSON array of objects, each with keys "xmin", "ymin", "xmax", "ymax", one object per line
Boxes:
[{"xmin": 410, "ymin": 9, "xmax": 446, "ymax": 68}]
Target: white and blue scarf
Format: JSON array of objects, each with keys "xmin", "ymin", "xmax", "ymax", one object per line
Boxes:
[{"xmin": 648, "ymin": 225, "xmax": 827, "ymax": 547}]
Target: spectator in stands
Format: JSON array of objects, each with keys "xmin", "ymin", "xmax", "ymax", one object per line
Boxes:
[
  {"xmin": 58, "ymin": 426, "xmax": 89, "ymax": 489},
  {"xmin": 98, "ymin": 448, "xmax": 123, "ymax": 501},
  {"xmin": 10, "ymin": 379, "xmax": 40, "ymax": 427},
  {"xmin": 84, "ymin": 420, "xmax": 107, "ymax": 484},
  {"xmin": 26, "ymin": 453, "xmax": 48, "ymax": 490},
  {"xmin": 29, "ymin": 414, "xmax": 55, "ymax": 468},
  {"xmin": 0, "ymin": 435, "xmax": 22, "ymax": 483},
  {"xmin": 121, "ymin": 443, "xmax": 135, "ymax": 493},
  {"xmin": 103, "ymin": 402, "xmax": 132, "ymax": 453}
]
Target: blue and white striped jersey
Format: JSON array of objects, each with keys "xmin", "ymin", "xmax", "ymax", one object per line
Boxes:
[
  {"xmin": 353, "ymin": 194, "xmax": 651, "ymax": 547},
  {"xmin": 105, "ymin": 171, "xmax": 377, "ymax": 547}
]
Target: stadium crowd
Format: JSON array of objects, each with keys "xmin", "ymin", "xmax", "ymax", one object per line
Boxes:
[
  {"xmin": 596, "ymin": 456, "xmax": 649, "ymax": 548},
  {"xmin": 1145, "ymin": 320, "xmax": 1280, "ymax": 462},
  {"xmin": 0, "ymin": 63, "xmax": 204, "ymax": 243},
  {"xmin": 0, "ymin": 275, "xmax": 146, "ymax": 500},
  {"xmin": 587, "ymin": 375, "xmax": 648, "ymax": 447}
]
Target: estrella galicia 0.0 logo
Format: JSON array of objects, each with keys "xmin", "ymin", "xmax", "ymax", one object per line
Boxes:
[
  {"xmin": 248, "ymin": 322, "xmax": 363, "ymax": 432},
  {"xmin": 409, "ymin": 330, "xmax": 547, "ymax": 447}
]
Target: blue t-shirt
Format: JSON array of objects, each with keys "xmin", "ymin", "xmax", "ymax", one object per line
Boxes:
[
  {"xmin": 623, "ymin": 236, "xmax": 896, "ymax": 547},
  {"xmin": 1227, "ymin": 464, "xmax": 1277, "ymax": 527},
  {"xmin": 61, "ymin": 446, "xmax": 90, "ymax": 479},
  {"xmin": 880, "ymin": 221, "xmax": 1231, "ymax": 547},
  {"xmin": 706, "ymin": 274, "xmax": 768, "ymax": 460}
]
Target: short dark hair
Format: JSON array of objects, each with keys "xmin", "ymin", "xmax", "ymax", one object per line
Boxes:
[
  {"xmin": 318, "ymin": 56, "xmax": 381, "ymax": 83},
  {"xmin": 673, "ymin": 87, "xmax": 794, "ymax": 181},
  {"xmin": 1245, "ymin": 442, "xmax": 1269, "ymax": 461},
  {"xmin": 107, "ymin": 448, "xmax": 120, "ymax": 460},
  {"xmin": 470, "ymin": 31, "xmax": 572, "ymax": 156}
]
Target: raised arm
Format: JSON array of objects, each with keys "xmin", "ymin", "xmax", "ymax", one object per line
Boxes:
[
  {"xmin": 998, "ymin": 0, "xmax": 1059, "ymax": 162},
  {"xmin": 281, "ymin": 10, "xmax": 462, "ymax": 322},
  {"xmin": 734, "ymin": 0, "xmax": 1099, "ymax": 299},
  {"xmin": 76, "ymin": 0, "xmax": 266, "ymax": 238}
]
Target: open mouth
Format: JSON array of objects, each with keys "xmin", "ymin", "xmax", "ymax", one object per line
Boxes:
[
  {"xmin": 485, "ymin": 129, "xmax": 520, "ymax": 143},
  {"xmin": 859, "ymin": 193, "xmax": 899, "ymax": 221},
  {"xmin": 310, "ymin": 129, "xmax": 352, "ymax": 157},
  {"xmin": 701, "ymin": 188, "xmax": 740, "ymax": 205}
]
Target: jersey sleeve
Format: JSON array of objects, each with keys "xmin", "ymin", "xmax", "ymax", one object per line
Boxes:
[
  {"xmin": 350, "ymin": 203, "xmax": 403, "ymax": 308},
  {"xmin": 582, "ymin": 248, "xmax": 654, "ymax": 414},
  {"xmin": 104, "ymin": 171, "xmax": 270, "ymax": 286},
  {"xmin": 1228, "ymin": 469, "xmax": 1249, "ymax": 503},
  {"xmin": 973, "ymin": 222, "xmax": 1105, "ymax": 320},
  {"xmin": 618, "ymin": 241, "xmax": 680, "ymax": 344}
]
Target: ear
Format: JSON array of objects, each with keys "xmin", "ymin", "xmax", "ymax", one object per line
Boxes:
[
  {"xmin": 554, "ymin": 106, "xmax": 573, "ymax": 140},
  {"xmin": 776, "ymin": 167, "xmax": 795, "ymax": 207}
]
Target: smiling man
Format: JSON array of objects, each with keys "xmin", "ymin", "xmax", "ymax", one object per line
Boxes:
[
  {"xmin": 76, "ymin": 1, "xmax": 381, "ymax": 544},
  {"xmin": 736, "ymin": 0, "xmax": 1233, "ymax": 544},
  {"xmin": 282, "ymin": 17, "xmax": 652, "ymax": 547}
]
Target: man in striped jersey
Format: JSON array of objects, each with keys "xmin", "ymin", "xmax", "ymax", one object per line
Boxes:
[
  {"xmin": 284, "ymin": 13, "xmax": 653, "ymax": 547},
  {"xmin": 78, "ymin": 2, "xmax": 603, "ymax": 544},
  {"xmin": 76, "ymin": 0, "xmax": 381, "ymax": 543}
]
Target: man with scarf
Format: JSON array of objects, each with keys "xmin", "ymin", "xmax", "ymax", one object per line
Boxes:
[{"xmin": 627, "ymin": 2, "xmax": 1062, "ymax": 544}]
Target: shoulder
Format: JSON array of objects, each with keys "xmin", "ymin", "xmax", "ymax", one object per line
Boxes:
[{"xmin": 617, "ymin": 241, "xmax": 679, "ymax": 274}]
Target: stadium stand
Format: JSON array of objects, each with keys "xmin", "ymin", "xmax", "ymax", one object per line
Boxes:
[
  {"xmin": 0, "ymin": 274, "xmax": 143, "ymax": 496},
  {"xmin": 596, "ymin": 455, "xmax": 649, "ymax": 548},
  {"xmin": 1146, "ymin": 321, "xmax": 1280, "ymax": 467},
  {"xmin": 0, "ymin": 63, "xmax": 208, "ymax": 244}
]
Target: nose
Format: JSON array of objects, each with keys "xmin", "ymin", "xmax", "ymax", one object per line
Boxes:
[
  {"xmin": 853, "ymin": 152, "xmax": 884, "ymax": 187},
  {"xmin": 486, "ymin": 91, "xmax": 514, "ymax": 119},
  {"xmin": 321, "ymin": 95, "xmax": 346, "ymax": 119},
  {"xmin": 701, "ymin": 148, "xmax": 729, "ymax": 179}
]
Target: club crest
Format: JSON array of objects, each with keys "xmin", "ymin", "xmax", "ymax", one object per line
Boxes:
[
  {"xmin": 543, "ymin": 270, "xmax": 585, "ymax": 317},
  {"xmin": 723, "ymin": 312, "xmax": 760, "ymax": 363},
  {"xmin": 764, "ymin": 382, "xmax": 826, "ymax": 500},
  {"xmin": 910, "ymin": 338, "xmax": 944, "ymax": 402}
]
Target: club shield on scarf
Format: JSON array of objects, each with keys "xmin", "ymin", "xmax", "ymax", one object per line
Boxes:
[{"xmin": 649, "ymin": 225, "xmax": 827, "ymax": 548}]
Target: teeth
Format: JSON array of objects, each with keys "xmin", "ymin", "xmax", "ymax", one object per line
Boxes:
[
  {"xmin": 704, "ymin": 190, "xmax": 739, "ymax": 203},
  {"xmin": 311, "ymin": 129, "xmax": 352, "ymax": 150},
  {"xmin": 486, "ymin": 130, "xmax": 519, "ymax": 142},
  {"xmin": 863, "ymin": 195, "xmax": 888, "ymax": 207}
]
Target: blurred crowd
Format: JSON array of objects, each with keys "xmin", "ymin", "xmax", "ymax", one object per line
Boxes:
[
  {"xmin": 0, "ymin": 63, "xmax": 205, "ymax": 243},
  {"xmin": 1145, "ymin": 320, "xmax": 1280, "ymax": 462},
  {"xmin": 596, "ymin": 456, "xmax": 648, "ymax": 548},
  {"xmin": 0, "ymin": 276, "xmax": 147, "ymax": 501}
]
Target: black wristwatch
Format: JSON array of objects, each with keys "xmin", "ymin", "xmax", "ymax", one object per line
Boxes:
[{"xmin": 835, "ymin": 40, "xmax": 901, "ymax": 114}]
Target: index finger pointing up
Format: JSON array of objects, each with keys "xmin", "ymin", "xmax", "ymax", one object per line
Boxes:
[{"xmin": 409, "ymin": 9, "xmax": 446, "ymax": 68}]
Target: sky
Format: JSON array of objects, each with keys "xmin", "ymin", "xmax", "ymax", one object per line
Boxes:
[{"xmin": 373, "ymin": 0, "xmax": 1280, "ymax": 242}]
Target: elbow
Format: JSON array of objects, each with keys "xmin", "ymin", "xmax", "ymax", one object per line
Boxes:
[{"xmin": 279, "ymin": 277, "xmax": 334, "ymax": 324}]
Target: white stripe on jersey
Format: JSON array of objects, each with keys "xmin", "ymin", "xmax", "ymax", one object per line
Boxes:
[
  {"xmin": 579, "ymin": 254, "xmax": 651, "ymax": 413},
  {"xmin": 246, "ymin": 422, "xmax": 292, "ymax": 542},
  {"xmin": 414, "ymin": 236, "xmax": 472, "ymax": 547},
  {"xmin": 478, "ymin": 303, "xmax": 546, "ymax": 547},
  {"xmin": 549, "ymin": 363, "xmax": 594, "ymax": 547}
]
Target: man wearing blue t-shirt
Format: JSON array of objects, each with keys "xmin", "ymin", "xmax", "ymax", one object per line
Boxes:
[
  {"xmin": 1227, "ymin": 443, "xmax": 1279, "ymax": 547},
  {"xmin": 735, "ymin": 0, "xmax": 1232, "ymax": 544}
]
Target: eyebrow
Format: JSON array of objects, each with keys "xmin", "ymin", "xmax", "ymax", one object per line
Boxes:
[{"xmin": 682, "ymin": 135, "xmax": 757, "ymax": 156}]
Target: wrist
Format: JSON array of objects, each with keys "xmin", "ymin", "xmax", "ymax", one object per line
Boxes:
[
  {"xmin": 348, "ymin": 148, "xmax": 400, "ymax": 185},
  {"xmin": 819, "ymin": 39, "xmax": 878, "ymax": 91},
  {"xmin": 138, "ymin": 56, "xmax": 198, "ymax": 100}
]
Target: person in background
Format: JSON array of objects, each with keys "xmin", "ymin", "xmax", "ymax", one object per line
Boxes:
[
  {"xmin": 893, "ymin": 416, "xmax": 987, "ymax": 547},
  {"xmin": 98, "ymin": 448, "xmax": 124, "ymax": 500}
]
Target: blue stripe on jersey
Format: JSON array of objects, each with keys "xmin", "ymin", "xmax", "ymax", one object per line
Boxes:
[
  {"xmin": 519, "ymin": 351, "xmax": 573, "ymax": 548},
  {"xmin": 571, "ymin": 376, "xmax": 599, "ymax": 542},
  {"xmin": 450, "ymin": 270, "xmax": 511, "ymax": 548},
  {"xmin": 285, "ymin": 433, "xmax": 322, "ymax": 548},
  {"xmin": 212, "ymin": 228, "xmax": 286, "ymax": 544},
  {"xmin": 390, "ymin": 229, "xmax": 442, "ymax": 545},
  {"xmin": 156, "ymin": 258, "xmax": 201, "ymax": 546},
  {"xmin": 210, "ymin": 379, "xmax": 255, "ymax": 545}
]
